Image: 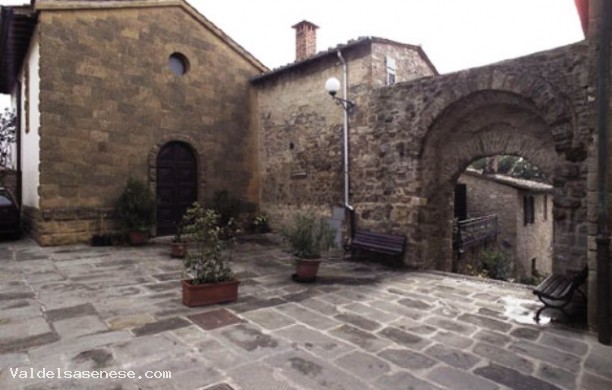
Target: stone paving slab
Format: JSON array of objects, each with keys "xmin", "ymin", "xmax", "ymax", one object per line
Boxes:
[
  {"xmin": 0, "ymin": 236, "xmax": 611, "ymax": 390},
  {"xmin": 227, "ymin": 361, "xmax": 299, "ymax": 390},
  {"xmin": 265, "ymin": 350, "xmax": 373, "ymax": 390},
  {"xmin": 276, "ymin": 324, "xmax": 355, "ymax": 360}
]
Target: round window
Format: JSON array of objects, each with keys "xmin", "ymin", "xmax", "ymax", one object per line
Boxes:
[{"xmin": 169, "ymin": 53, "xmax": 189, "ymax": 75}]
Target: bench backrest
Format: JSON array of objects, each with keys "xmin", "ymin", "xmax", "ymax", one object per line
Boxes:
[{"xmin": 353, "ymin": 231, "xmax": 406, "ymax": 249}]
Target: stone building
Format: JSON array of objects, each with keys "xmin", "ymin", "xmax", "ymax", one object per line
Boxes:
[
  {"xmin": 0, "ymin": 0, "xmax": 267, "ymax": 244},
  {"xmin": 458, "ymin": 170, "xmax": 553, "ymax": 278},
  {"xmin": 251, "ymin": 24, "xmax": 437, "ymax": 228}
]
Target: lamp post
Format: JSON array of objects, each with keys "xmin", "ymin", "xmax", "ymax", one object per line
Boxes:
[
  {"xmin": 325, "ymin": 51, "xmax": 356, "ymax": 219},
  {"xmin": 325, "ymin": 77, "xmax": 356, "ymax": 113}
]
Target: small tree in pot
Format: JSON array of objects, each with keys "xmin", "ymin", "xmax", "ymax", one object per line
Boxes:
[
  {"xmin": 170, "ymin": 218, "xmax": 188, "ymax": 258},
  {"xmin": 116, "ymin": 178, "xmax": 155, "ymax": 245},
  {"xmin": 181, "ymin": 202, "xmax": 238, "ymax": 307},
  {"xmin": 282, "ymin": 211, "xmax": 335, "ymax": 283}
]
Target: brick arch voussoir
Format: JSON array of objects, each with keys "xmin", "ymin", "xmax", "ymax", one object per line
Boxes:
[{"xmin": 419, "ymin": 69, "xmax": 571, "ymax": 136}]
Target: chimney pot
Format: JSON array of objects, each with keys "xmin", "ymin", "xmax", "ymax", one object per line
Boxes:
[{"xmin": 292, "ymin": 20, "xmax": 319, "ymax": 61}]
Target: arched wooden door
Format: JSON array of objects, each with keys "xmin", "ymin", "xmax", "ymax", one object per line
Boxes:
[{"xmin": 156, "ymin": 142, "xmax": 197, "ymax": 236}]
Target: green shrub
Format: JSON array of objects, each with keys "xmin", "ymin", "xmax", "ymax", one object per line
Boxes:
[
  {"xmin": 116, "ymin": 178, "xmax": 155, "ymax": 232},
  {"xmin": 481, "ymin": 248, "xmax": 514, "ymax": 280},
  {"xmin": 182, "ymin": 202, "xmax": 234, "ymax": 284},
  {"xmin": 282, "ymin": 212, "xmax": 335, "ymax": 259}
]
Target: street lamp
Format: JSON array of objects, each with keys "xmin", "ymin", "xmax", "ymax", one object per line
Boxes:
[
  {"xmin": 325, "ymin": 77, "xmax": 356, "ymax": 113},
  {"xmin": 325, "ymin": 50, "xmax": 355, "ymax": 216}
]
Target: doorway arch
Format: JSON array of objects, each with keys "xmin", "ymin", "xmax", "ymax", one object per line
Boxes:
[{"xmin": 156, "ymin": 141, "xmax": 198, "ymax": 236}]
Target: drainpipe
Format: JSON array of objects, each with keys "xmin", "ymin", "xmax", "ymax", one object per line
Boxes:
[
  {"xmin": 337, "ymin": 50, "xmax": 355, "ymax": 235},
  {"xmin": 596, "ymin": 0, "xmax": 611, "ymax": 345},
  {"xmin": 15, "ymin": 82, "xmax": 21, "ymax": 207}
]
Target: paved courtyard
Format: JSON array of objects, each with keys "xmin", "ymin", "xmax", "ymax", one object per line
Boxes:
[{"xmin": 0, "ymin": 234, "xmax": 611, "ymax": 390}]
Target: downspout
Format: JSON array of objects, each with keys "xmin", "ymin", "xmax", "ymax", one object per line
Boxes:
[
  {"xmin": 596, "ymin": 0, "xmax": 611, "ymax": 345},
  {"xmin": 15, "ymin": 82, "xmax": 21, "ymax": 207},
  {"xmin": 337, "ymin": 50, "xmax": 355, "ymax": 235}
]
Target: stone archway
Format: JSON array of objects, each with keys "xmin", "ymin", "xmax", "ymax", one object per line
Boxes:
[
  {"xmin": 349, "ymin": 43, "xmax": 588, "ymax": 275},
  {"xmin": 416, "ymin": 89, "xmax": 586, "ymax": 273}
]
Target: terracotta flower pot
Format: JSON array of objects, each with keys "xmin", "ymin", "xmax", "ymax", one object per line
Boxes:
[
  {"xmin": 128, "ymin": 231, "xmax": 148, "ymax": 246},
  {"xmin": 293, "ymin": 258, "xmax": 321, "ymax": 283},
  {"xmin": 181, "ymin": 279, "xmax": 240, "ymax": 307},
  {"xmin": 91, "ymin": 234, "xmax": 112, "ymax": 246},
  {"xmin": 170, "ymin": 242, "xmax": 187, "ymax": 258}
]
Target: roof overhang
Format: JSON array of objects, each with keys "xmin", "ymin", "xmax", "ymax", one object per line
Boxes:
[{"xmin": 0, "ymin": 6, "xmax": 38, "ymax": 94}]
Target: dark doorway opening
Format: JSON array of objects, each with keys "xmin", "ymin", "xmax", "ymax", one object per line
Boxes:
[
  {"xmin": 156, "ymin": 142, "xmax": 197, "ymax": 236},
  {"xmin": 454, "ymin": 183, "xmax": 467, "ymax": 221}
]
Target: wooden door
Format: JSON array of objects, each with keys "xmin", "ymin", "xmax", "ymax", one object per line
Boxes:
[{"xmin": 156, "ymin": 142, "xmax": 197, "ymax": 236}]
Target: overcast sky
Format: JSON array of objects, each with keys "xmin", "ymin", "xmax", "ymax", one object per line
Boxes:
[
  {"xmin": 0, "ymin": 0, "xmax": 584, "ymax": 106},
  {"xmin": 197, "ymin": 0, "xmax": 584, "ymax": 73}
]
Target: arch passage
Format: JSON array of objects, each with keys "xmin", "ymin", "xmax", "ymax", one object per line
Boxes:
[
  {"xmin": 416, "ymin": 90, "xmax": 585, "ymax": 273},
  {"xmin": 156, "ymin": 142, "xmax": 197, "ymax": 236}
]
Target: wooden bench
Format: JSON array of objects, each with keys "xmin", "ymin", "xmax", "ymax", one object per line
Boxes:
[
  {"xmin": 344, "ymin": 230, "xmax": 407, "ymax": 268},
  {"xmin": 533, "ymin": 266, "xmax": 588, "ymax": 322}
]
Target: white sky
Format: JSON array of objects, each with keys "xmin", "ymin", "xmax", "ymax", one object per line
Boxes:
[
  {"xmin": 194, "ymin": 0, "xmax": 584, "ymax": 73},
  {"xmin": 0, "ymin": 0, "xmax": 584, "ymax": 107}
]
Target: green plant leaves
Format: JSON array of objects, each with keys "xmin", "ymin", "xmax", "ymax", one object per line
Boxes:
[
  {"xmin": 182, "ymin": 202, "xmax": 235, "ymax": 284},
  {"xmin": 282, "ymin": 212, "xmax": 336, "ymax": 259}
]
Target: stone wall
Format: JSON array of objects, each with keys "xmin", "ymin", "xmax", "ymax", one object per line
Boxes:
[
  {"xmin": 255, "ymin": 39, "xmax": 589, "ymax": 275},
  {"xmin": 362, "ymin": 42, "xmax": 589, "ymax": 272},
  {"xmin": 255, "ymin": 50, "xmax": 360, "ymax": 227},
  {"xmin": 459, "ymin": 173, "xmax": 519, "ymax": 253},
  {"xmin": 31, "ymin": 5, "xmax": 263, "ymax": 245},
  {"xmin": 515, "ymin": 192, "xmax": 553, "ymax": 276},
  {"xmin": 370, "ymin": 40, "xmax": 436, "ymax": 88},
  {"xmin": 253, "ymin": 39, "xmax": 435, "ymax": 229}
]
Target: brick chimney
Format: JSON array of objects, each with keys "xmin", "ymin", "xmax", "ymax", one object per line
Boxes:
[{"xmin": 292, "ymin": 20, "xmax": 319, "ymax": 61}]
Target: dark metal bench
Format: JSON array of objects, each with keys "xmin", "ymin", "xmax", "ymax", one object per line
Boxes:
[
  {"xmin": 345, "ymin": 230, "xmax": 407, "ymax": 267},
  {"xmin": 533, "ymin": 266, "xmax": 588, "ymax": 322}
]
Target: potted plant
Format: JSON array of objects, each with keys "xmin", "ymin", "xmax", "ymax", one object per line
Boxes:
[
  {"xmin": 181, "ymin": 202, "xmax": 239, "ymax": 307},
  {"xmin": 282, "ymin": 211, "xmax": 335, "ymax": 283},
  {"xmin": 170, "ymin": 220, "xmax": 188, "ymax": 258},
  {"xmin": 116, "ymin": 178, "xmax": 155, "ymax": 245},
  {"xmin": 91, "ymin": 211, "xmax": 112, "ymax": 246}
]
